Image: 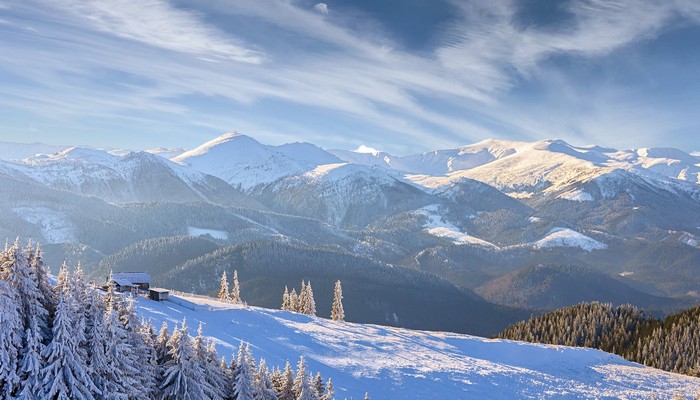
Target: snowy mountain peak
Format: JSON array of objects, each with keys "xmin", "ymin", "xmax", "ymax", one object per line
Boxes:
[{"xmin": 173, "ymin": 132, "xmax": 262, "ymax": 162}]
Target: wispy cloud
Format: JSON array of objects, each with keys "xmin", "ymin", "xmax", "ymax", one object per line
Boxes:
[
  {"xmin": 1, "ymin": 0, "xmax": 698, "ymax": 152},
  {"xmin": 44, "ymin": 0, "xmax": 263, "ymax": 63}
]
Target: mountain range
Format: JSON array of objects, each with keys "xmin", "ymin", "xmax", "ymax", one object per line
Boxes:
[{"xmin": 1, "ymin": 133, "xmax": 698, "ymax": 333}]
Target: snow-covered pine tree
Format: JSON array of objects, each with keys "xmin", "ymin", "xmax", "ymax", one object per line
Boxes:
[
  {"xmin": 139, "ymin": 319, "xmax": 160, "ymax": 400},
  {"xmin": 160, "ymin": 319, "xmax": 207, "ymax": 400},
  {"xmin": 219, "ymin": 271, "xmax": 231, "ymax": 303},
  {"xmin": 0, "ymin": 278, "xmax": 22, "ymax": 398},
  {"xmin": 16, "ymin": 315, "xmax": 44, "ymax": 400},
  {"xmin": 232, "ymin": 270, "xmax": 241, "ymax": 304},
  {"xmin": 298, "ymin": 281, "xmax": 308, "ymax": 313},
  {"xmin": 102, "ymin": 295, "xmax": 142, "ymax": 399},
  {"xmin": 364, "ymin": 392, "xmax": 370, "ymax": 400},
  {"xmin": 294, "ymin": 356, "xmax": 316, "ymax": 400},
  {"xmin": 282, "ymin": 286, "xmax": 290, "ymax": 311},
  {"xmin": 156, "ymin": 321, "xmax": 171, "ymax": 365},
  {"xmin": 304, "ymin": 281, "xmax": 316, "ymax": 316},
  {"xmin": 275, "ymin": 361, "xmax": 295, "ymax": 400},
  {"xmin": 313, "ymin": 372, "xmax": 325, "ymax": 398},
  {"xmin": 256, "ymin": 359, "xmax": 278, "ymax": 400},
  {"xmin": 83, "ymin": 288, "xmax": 110, "ymax": 397},
  {"xmin": 118, "ymin": 297, "xmax": 154, "ymax": 399},
  {"xmin": 289, "ymin": 289, "xmax": 299, "ymax": 313},
  {"xmin": 29, "ymin": 245, "xmax": 55, "ymax": 317},
  {"xmin": 233, "ymin": 342, "xmax": 255, "ymax": 400},
  {"xmin": 194, "ymin": 323, "xmax": 225, "ymax": 400},
  {"xmin": 321, "ymin": 378, "xmax": 334, "ymax": 400},
  {"xmin": 40, "ymin": 291, "xmax": 100, "ymax": 400},
  {"xmin": 331, "ymin": 280, "xmax": 344, "ymax": 322},
  {"xmin": 1, "ymin": 240, "xmax": 47, "ymax": 338}
]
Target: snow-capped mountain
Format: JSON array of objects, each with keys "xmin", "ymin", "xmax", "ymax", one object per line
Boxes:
[
  {"xmin": 3, "ymin": 146, "xmax": 255, "ymax": 206},
  {"xmin": 136, "ymin": 293, "xmax": 700, "ymax": 399},
  {"xmin": 2, "ymin": 133, "xmax": 700, "ymax": 313},
  {"xmin": 173, "ymin": 133, "xmax": 341, "ymax": 192}
]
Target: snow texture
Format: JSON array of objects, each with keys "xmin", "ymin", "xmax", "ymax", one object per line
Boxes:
[
  {"xmin": 533, "ymin": 228, "xmax": 607, "ymax": 252},
  {"xmin": 135, "ymin": 294, "xmax": 700, "ymax": 400},
  {"xmin": 417, "ymin": 205, "xmax": 496, "ymax": 247},
  {"xmin": 12, "ymin": 207, "xmax": 76, "ymax": 244},
  {"xmin": 187, "ymin": 226, "xmax": 229, "ymax": 240}
]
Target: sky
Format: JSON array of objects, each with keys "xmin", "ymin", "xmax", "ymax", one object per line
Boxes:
[{"xmin": 0, "ymin": 0, "xmax": 699, "ymax": 155}]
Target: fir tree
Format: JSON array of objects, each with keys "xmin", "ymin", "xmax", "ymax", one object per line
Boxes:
[
  {"xmin": 232, "ymin": 270, "xmax": 241, "ymax": 304},
  {"xmin": 156, "ymin": 321, "xmax": 172, "ymax": 365},
  {"xmin": 321, "ymin": 378, "xmax": 334, "ymax": 400},
  {"xmin": 160, "ymin": 319, "xmax": 207, "ymax": 400},
  {"xmin": 304, "ymin": 281, "xmax": 316, "ymax": 316},
  {"xmin": 1, "ymin": 239, "xmax": 47, "ymax": 337},
  {"xmin": 294, "ymin": 356, "xmax": 317, "ymax": 400},
  {"xmin": 289, "ymin": 289, "xmax": 299, "ymax": 313},
  {"xmin": 0, "ymin": 279, "xmax": 22, "ymax": 398},
  {"xmin": 282, "ymin": 286, "xmax": 290, "ymax": 311},
  {"xmin": 256, "ymin": 359, "xmax": 278, "ymax": 400},
  {"xmin": 29, "ymin": 245, "xmax": 54, "ymax": 317},
  {"xmin": 219, "ymin": 271, "xmax": 231, "ymax": 303},
  {"xmin": 16, "ymin": 315, "xmax": 44, "ymax": 400},
  {"xmin": 194, "ymin": 323, "xmax": 225, "ymax": 400},
  {"xmin": 330, "ymin": 280, "xmax": 344, "ymax": 322},
  {"xmin": 40, "ymin": 292, "xmax": 100, "ymax": 400},
  {"xmin": 313, "ymin": 372, "xmax": 325, "ymax": 398},
  {"xmin": 276, "ymin": 361, "xmax": 295, "ymax": 400},
  {"xmin": 233, "ymin": 342, "xmax": 255, "ymax": 400}
]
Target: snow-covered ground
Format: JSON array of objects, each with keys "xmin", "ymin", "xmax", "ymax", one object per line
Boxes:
[
  {"xmin": 533, "ymin": 228, "xmax": 607, "ymax": 252},
  {"xmin": 12, "ymin": 207, "xmax": 76, "ymax": 243},
  {"xmin": 136, "ymin": 294, "xmax": 700, "ymax": 399},
  {"xmin": 187, "ymin": 226, "xmax": 229, "ymax": 240},
  {"xmin": 417, "ymin": 205, "xmax": 497, "ymax": 248}
]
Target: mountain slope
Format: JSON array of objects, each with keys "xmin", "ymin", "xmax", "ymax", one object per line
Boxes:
[
  {"xmin": 476, "ymin": 264, "xmax": 681, "ymax": 312},
  {"xmin": 173, "ymin": 133, "xmax": 341, "ymax": 191},
  {"xmin": 135, "ymin": 295, "xmax": 700, "ymax": 399}
]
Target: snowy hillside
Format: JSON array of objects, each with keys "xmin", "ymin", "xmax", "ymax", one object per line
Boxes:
[
  {"xmin": 173, "ymin": 133, "xmax": 341, "ymax": 191},
  {"xmin": 137, "ymin": 294, "xmax": 700, "ymax": 399}
]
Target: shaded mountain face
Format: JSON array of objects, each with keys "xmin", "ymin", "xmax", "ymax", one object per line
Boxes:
[
  {"xmin": 475, "ymin": 264, "xmax": 684, "ymax": 313},
  {"xmin": 1, "ymin": 133, "xmax": 699, "ymax": 321}
]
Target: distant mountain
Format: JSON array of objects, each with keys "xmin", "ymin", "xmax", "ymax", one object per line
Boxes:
[
  {"xmin": 475, "ymin": 264, "xmax": 682, "ymax": 312},
  {"xmin": 1, "ymin": 133, "xmax": 699, "ymax": 319},
  {"xmin": 2, "ymin": 147, "xmax": 258, "ymax": 206},
  {"xmin": 173, "ymin": 133, "xmax": 341, "ymax": 191}
]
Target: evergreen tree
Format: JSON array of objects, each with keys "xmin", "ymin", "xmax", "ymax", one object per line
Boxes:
[
  {"xmin": 1, "ymin": 240, "xmax": 47, "ymax": 337},
  {"xmin": 0, "ymin": 278, "xmax": 22, "ymax": 398},
  {"xmin": 160, "ymin": 319, "xmax": 207, "ymax": 400},
  {"xmin": 156, "ymin": 321, "xmax": 172, "ymax": 365},
  {"xmin": 40, "ymin": 292, "xmax": 100, "ymax": 400},
  {"xmin": 219, "ymin": 271, "xmax": 231, "ymax": 303},
  {"xmin": 256, "ymin": 359, "xmax": 278, "ymax": 400},
  {"xmin": 16, "ymin": 315, "xmax": 44, "ymax": 400},
  {"xmin": 29, "ymin": 245, "xmax": 55, "ymax": 317},
  {"xmin": 194, "ymin": 323, "xmax": 225, "ymax": 400},
  {"xmin": 330, "ymin": 280, "xmax": 344, "ymax": 322},
  {"xmin": 232, "ymin": 270, "xmax": 241, "ymax": 304},
  {"xmin": 289, "ymin": 289, "xmax": 299, "ymax": 313},
  {"xmin": 282, "ymin": 286, "xmax": 290, "ymax": 311},
  {"xmin": 294, "ymin": 356, "xmax": 317, "ymax": 400},
  {"xmin": 102, "ymin": 297, "xmax": 142, "ymax": 399},
  {"xmin": 321, "ymin": 378, "xmax": 334, "ymax": 400},
  {"xmin": 304, "ymin": 282, "xmax": 316, "ymax": 316},
  {"xmin": 276, "ymin": 361, "xmax": 295, "ymax": 400},
  {"xmin": 312, "ymin": 372, "xmax": 324, "ymax": 398},
  {"xmin": 364, "ymin": 392, "xmax": 370, "ymax": 400},
  {"xmin": 83, "ymin": 289, "xmax": 110, "ymax": 398},
  {"xmin": 233, "ymin": 342, "xmax": 255, "ymax": 400}
]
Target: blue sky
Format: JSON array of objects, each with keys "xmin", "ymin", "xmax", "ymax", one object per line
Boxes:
[{"xmin": 0, "ymin": 0, "xmax": 699, "ymax": 155}]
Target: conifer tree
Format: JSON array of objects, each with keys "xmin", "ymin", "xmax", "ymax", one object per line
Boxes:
[
  {"xmin": 330, "ymin": 280, "xmax": 344, "ymax": 322},
  {"xmin": 103, "ymin": 295, "xmax": 142, "ymax": 399},
  {"xmin": 160, "ymin": 319, "xmax": 207, "ymax": 400},
  {"xmin": 29, "ymin": 245, "xmax": 54, "ymax": 317},
  {"xmin": 364, "ymin": 392, "xmax": 370, "ymax": 400},
  {"xmin": 321, "ymin": 378, "xmax": 334, "ymax": 400},
  {"xmin": 232, "ymin": 270, "xmax": 241, "ymax": 304},
  {"xmin": 313, "ymin": 372, "xmax": 325, "ymax": 398},
  {"xmin": 289, "ymin": 289, "xmax": 299, "ymax": 313},
  {"xmin": 219, "ymin": 271, "xmax": 231, "ymax": 303},
  {"xmin": 16, "ymin": 315, "xmax": 44, "ymax": 400},
  {"xmin": 1, "ymin": 239, "xmax": 47, "ymax": 336},
  {"xmin": 294, "ymin": 356, "xmax": 317, "ymax": 399},
  {"xmin": 233, "ymin": 342, "xmax": 255, "ymax": 400},
  {"xmin": 83, "ymin": 288, "xmax": 110, "ymax": 397},
  {"xmin": 194, "ymin": 324, "xmax": 225, "ymax": 400},
  {"xmin": 282, "ymin": 286, "xmax": 290, "ymax": 311},
  {"xmin": 304, "ymin": 281, "xmax": 316, "ymax": 316},
  {"xmin": 0, "ymin": 278, "xmax": 22, "ymax": 398},
  {"xmin": 276, "ymin": 361, "xmax": 295, "ymax": 400},
  {"xmin": 40, "ymin": 292, "xmax": 100, "ymax": 400},
  {"xmin": 256, "ymin": 359, "xmax": 278, "ymax": 400}
]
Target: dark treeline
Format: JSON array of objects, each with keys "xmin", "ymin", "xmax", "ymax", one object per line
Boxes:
[
  {"xmin": 499, "ymin": 302, "xmax": 700, "ymax": 377},
  {"xmin": 0, "ymin": 240, "xmax": 348, "ymax": 399}
]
